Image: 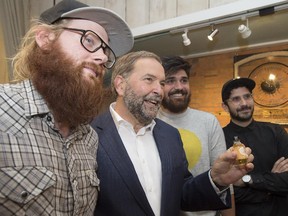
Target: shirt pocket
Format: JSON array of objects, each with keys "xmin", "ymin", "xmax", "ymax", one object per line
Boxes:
[
  {"xmin": 0, "ymin": 166, "xmax": 56, "ymax": 204},
  {"xmin": 86, "ymin": 169, "xmax": 100, "ymax": 190}
]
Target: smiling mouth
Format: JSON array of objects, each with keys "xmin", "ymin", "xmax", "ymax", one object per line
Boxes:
[{"xmin": 145, "ymin": 99, "xmax": 161, "ymax": 107}]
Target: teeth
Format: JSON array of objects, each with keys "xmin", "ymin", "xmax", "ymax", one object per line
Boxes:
[{"xmin": 171, "ymin": 94, "xmax": 183, "ymax": 97}]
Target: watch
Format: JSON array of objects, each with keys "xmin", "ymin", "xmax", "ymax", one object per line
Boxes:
[{"xmin": 242, "ymin": 175, "xmax": 252, "ymax": 185}]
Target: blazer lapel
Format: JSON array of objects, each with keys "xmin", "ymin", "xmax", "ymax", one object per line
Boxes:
[
  {"xmin": 95, "ymin": 112, "xmax": 155, "ymax": 215},
  {"xmin": 153, "ymin": 120, "xmax": 177, "ymax": 216}
]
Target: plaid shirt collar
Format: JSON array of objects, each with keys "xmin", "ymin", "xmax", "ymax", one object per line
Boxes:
[{"xmin": 23, "ymin": 79, "xmax": 50, "ymax": 118}]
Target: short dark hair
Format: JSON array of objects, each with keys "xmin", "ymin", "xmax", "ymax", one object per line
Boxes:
[{"xmin": 161, "ymin": 56, "xmax": 191, "ymax": 77}]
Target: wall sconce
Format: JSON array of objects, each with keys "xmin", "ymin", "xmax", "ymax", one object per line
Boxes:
[
  {"xmin": 238, "ymin": 19, "xmax": 252, "ymax": 39},
  {"xmin": 182, "ymin": 29, "xmax": 191, "ymax": 46},
  {"xmin": 207, "ymin": 25, "xmax": 219, "ymax": 41},
  {"xmin": 260, "ymin": 73, "xmax": 280, "ymax": 94}
]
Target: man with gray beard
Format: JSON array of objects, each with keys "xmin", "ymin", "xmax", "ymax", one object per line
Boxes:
[
  {"xmin": 91, "ymin": 51, "xmax": 254, "ymax": 216},
  {"xmin": 221, "ymin": 77, "xmax": 288, "ymax": 216}
]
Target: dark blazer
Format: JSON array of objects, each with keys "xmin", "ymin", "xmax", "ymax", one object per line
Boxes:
[{"xmin": 92, "ymin": 111, "xmax": 230, "ymax": 216}]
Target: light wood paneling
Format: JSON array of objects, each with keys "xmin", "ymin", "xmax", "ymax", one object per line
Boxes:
[
  {"xmin": 150, "ymin": 0, "xmax": 177, "ymax": 23},
  {"xmin": 127, "ymin": 0, "xmax": 150, "ymax": 28},
  {"xmin": 210, "ymin": 0, "xmax": 240, "ymax": 8},
  {"xmin": 104, "ymin": 0, "xmax": 126, "ymax": 19},
  {"xmin": 177, "ymin": 0, "xmax": 208, "ymax": 16}
]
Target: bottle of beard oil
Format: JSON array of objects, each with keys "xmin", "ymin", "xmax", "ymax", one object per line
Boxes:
[{"xmin": 232, "ymin": 136, "xmax": 248, "ymax": 165}]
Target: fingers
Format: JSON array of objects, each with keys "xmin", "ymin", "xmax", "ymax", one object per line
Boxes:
[
  {"xmin": 246, "ymin": 148, "xmax": 254, "ymax": 163},
  {"xmin": 272, "ymin": 157, "xmax": 288, "ymax": 173}
]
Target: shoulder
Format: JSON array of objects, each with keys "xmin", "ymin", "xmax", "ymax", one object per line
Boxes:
[
  {"xmin": 155, "ymin": 118, "xmax": 178, "ymax": 131},
  {"xmin": 188, "ymin": 108, "xmax": 217, "ymax": 120},
  {"xmin": 254, "ymin": 120, "xmax": 287, "ymax": 133},
  {"xmin": 91, "ymin": 111, "xmax": 111, "ymax": 128},
  {"xmin": 0, "ymin": 82, "xmax": 23, "ymax": 96},
  {"xmin": 0, "ymin": 82, "xmax": 25, "ymax": 109}
]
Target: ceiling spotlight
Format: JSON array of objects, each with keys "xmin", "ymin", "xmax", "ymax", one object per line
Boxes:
[
  {"xmin": 182, "ymin": 29, "xmax": 191, "ymax": 46},
  {"xmin": 238, "ymin": 19, "xmax": 252, "ymax": 39},
  {"xmin": 207, "ymin": 25, "xmax": 219, "ymax": 41}
]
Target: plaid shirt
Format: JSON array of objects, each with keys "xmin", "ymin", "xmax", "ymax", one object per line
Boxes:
[{"xmin": 0, "ymin": 80, "xmax": 99, "ymax": 215}]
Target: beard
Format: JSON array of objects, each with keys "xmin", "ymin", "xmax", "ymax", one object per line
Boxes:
[
  {"xmin": 28, "ymin": 42, "xmax": 104, "ymax": 128},
  {"xmin": 123, "ymin": 84, "xmax": 162, "ymax": 126},
  {"xmin": 228, "ymin": 105, "xmax": 254, "ymax": 122},
  {"xmin": 162, "ymin": 89, "xmax": 191, "ymax": 113}
]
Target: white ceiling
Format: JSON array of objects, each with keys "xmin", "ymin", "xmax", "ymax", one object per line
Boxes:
[{"xmin": 131, "ymin": 1, "xmax": 288, "ymax": 58}]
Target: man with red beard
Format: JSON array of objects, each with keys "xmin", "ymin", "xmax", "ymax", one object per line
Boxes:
[
  {"xmin": 157, "ymin": 56, "xmax": 234, "ymax": 216},
  {"xmin": 91, "ymin": 51, "xmax": 254, "ymax": 216},
  {"xmin": 221, "ymin": 77, "xmax": 288, "ymax": 216},
  {"xmin": 0, "ymin": 0, "xmax": 133, "ymax": 215}
]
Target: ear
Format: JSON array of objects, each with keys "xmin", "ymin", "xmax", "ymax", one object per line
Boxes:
[
  {"xmin": 35, "ymin": 28, "xmax": 56, "ymax": 50},
  {"xmin": 222, "ymin": 102, "xmax": 229, "ymax": 113},
  {"xmin": 113, "ymin": 75, "xmax": 126, "ymax": 96}
]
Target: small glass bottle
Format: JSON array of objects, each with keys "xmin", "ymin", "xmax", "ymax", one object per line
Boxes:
[{"xmin": 232, "ymin": 136, "xmax": 248, "ymax": 166}]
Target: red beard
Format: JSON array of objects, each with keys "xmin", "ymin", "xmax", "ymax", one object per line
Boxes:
[{"xmin": 29, "ymin": 42, "xmax": 104, "ymax": 128}]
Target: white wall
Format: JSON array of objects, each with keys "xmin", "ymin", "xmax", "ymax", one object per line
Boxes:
[{"xmin": 28, "ymin": 0, "xmax": 241, "ymax": 28}]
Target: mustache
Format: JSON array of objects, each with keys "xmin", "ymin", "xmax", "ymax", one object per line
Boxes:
[
  {"xmin": 237, "ymin": 105, "xmax": 251, "ymax": 112},
  {"xmin": 145, "ymin": 94, "xmax": 163, "ymax": 103},
  {"xmin": 168, "ymin": 89, "xmax": 187, "ymax": 96},
  {"xmin": 82, "ymin": 62, "xmax": 105, "ymax": 77}
]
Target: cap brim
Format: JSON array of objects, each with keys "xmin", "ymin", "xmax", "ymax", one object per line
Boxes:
[{"xmin": 62, "ymin": 7, "xmax": 134, "ymax": 57}]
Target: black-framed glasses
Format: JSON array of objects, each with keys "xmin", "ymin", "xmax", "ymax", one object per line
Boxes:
[
  {"xmin": 62, "ymin": 27, "xmax": 116, "ymax": 69},
  {"xmin": 226, "ymin": 93, "xmax": 253, "ymax": 104}
]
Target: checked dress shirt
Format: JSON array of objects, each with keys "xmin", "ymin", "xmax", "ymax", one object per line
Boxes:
[{"xmin": 0, "ymin": 80, "xmax": 99, "ymax": 215}]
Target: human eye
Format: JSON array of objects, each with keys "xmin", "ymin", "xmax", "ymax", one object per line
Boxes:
[
  {"xmin": 165, "ymin": 78, "xmax": 175, "ymax": 85},
  {"xmin": 82, "ymin": 33, "xmax": 99, "ymax": 49},
  {"xmin": 181, "ymin": 78, "xmax": 189, "ymax": 84},
  {"xmin": 145, "ymin": 77, "xmax": 153, "ymax": 82},
  {"xmin": 231, "ymin": 96, "xmax": 241, "ymax": 103},
  {"xmin": 243, "ymin": 94, "xmax": 252, "ymax": 100}
]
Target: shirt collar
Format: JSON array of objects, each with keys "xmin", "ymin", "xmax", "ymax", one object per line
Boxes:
[
  {"xmin": 23, "ymin": 80, "xmax": 50, "ymax": 118},
  {"xmin": 109, "ymin": 102, "xmax": 156, "ymax": 132},
  {"xmin": 229, "ymin": 119, "xmax": 255, "ymax": 131}
]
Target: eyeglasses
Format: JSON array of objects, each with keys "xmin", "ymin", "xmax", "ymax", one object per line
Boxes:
[
  {"xmin": 62, "ymin": 27, "xmax": 116, "ymax": 69},
  {"xmin": 226, "ymin": 93, "xmax": 253, "ymax": 104}
]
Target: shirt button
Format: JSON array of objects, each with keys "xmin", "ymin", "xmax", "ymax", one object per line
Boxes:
[
  {"xmin": 21, "ymin": 191, "xmax": 29, "ymax": 199},
  {"xmin": 47, "ymin": 116, "xmax": 52, "ymax": 121}
]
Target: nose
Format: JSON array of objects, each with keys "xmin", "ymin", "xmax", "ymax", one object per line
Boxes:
[
  {"xmin": 174, "ymin": 80, "xmax": 184, "ymax": 89},
  {"xmin": 239, "ymin": 97, "xmax": 248, "ymax": 105},
  {"xmin": 153, "ymin": 82, "xmax": 164, "ymax": 96},
  {"xmin": 92, "ymin": 47, "xmax": 108, "ymax": 65}
]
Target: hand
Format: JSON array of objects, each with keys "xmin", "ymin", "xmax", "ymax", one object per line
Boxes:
[
  {"xmin": 272, "ymin": 157, "xmax": 288, "ymax": 173},
  {"xmin": 211, "ymin": 147, "xmax": 254, "ymax": 187}
]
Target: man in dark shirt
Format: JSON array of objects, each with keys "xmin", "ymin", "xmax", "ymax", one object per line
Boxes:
[{"xmin": 221, "ymin": 77, "xmax": 288, "ymax": 216}]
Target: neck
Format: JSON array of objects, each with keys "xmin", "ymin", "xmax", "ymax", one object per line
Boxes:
[
  {"xmin": 114, "ymin": 98, "xmax": 144, "ymax": 133},
  {"xmin": 55, "ymin": 121, "xmax": 71, "ymax": 138},
  {"xmin": 231, "ymin": 118, "xmax": 253, "ymax": 127},
  {"xmin": 161, "ymin": 106, "xmax": 187, "ymax": 115}
]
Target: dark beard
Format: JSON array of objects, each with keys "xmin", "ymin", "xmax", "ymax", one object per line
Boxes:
[
  {"xmin": 29, "ymin": 42, "xmax": 104, "ymax": 128},
  {"xmin": 162, "ymin": 90, "xmax": 191, "ymax": 113},
  {"xmin": 228, "ymin": 105, "xmax": 254, "ymax": 122}
]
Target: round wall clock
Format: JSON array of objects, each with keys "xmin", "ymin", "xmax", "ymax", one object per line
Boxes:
[{"xmin": 248, "ymin": 62, "xmax": 288, "ymax": 107}]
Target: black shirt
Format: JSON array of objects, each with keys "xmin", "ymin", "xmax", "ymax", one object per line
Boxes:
[{"xmin": 223, "ymin": 120, "xmax": 288, "ymax": 216}]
